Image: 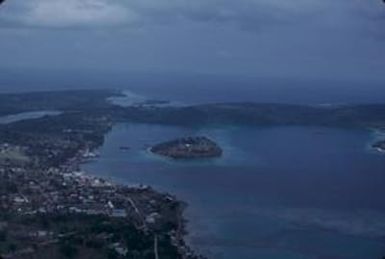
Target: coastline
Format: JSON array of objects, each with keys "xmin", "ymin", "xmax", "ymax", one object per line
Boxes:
[
  {"xmin": 0, "ymin": 108, "xmax": 204, "ymax": 258},
  {"xmin": 1, "ymin": 89, "xmax": 385, "ymax": 258},
  {"xmin": 77, "ymin": 143, "xmax": 204, "ymax": 259}
]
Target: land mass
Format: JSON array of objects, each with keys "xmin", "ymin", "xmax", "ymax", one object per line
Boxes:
[
  {"xmin": 151, "ymin": 136, "xmax": 222, "ymax": 159},
  {"xmin": 115, "ymin": 102, "xmax": 385, "ymax": 129},
  {"xmin": 0, "ymin": 95, "xmax": 204, "ymax": 258},
  {"xmin": 1, "ymin": 89, "xmax": 385, "ymax": 129},
  {"xmin": 1, "ymin": 89, "xmax": 385, "ymax": 258}
]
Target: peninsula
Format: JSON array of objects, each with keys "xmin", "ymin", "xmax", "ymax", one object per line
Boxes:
[{"xmin": 150, "ymin": 136, "xmax": 223, "ymax": 159}]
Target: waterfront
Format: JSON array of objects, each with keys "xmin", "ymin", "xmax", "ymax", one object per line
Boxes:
[{"xmin": 83, "ymin": 123, "xmax": 385, "ymax": 259}]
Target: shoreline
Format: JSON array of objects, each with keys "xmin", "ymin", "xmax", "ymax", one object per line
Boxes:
[
  {"xmin": 0, "ymin": 112, "xmax": 204, "ymax": 258},
  {"xmin": 77, "ymin": 145, "xmax": 204, "ymax": 259}
]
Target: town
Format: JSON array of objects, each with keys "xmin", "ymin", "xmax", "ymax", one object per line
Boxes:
[{"xmin": 0, "ymin": 109, "xmax": 203, "ymax": 259}]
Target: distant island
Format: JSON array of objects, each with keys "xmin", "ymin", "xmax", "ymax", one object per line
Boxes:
[
  {"xmin": 150, "ymin": 136, "xmax": 223, "ymax": 159},
  {"xmin": 373, "ymin": 140, "xmax": 385, "ymax": 152}
]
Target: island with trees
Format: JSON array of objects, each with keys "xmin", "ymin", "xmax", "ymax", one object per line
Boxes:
[{"xmin": 150, "ymin": 136, "xmax": 223, "ymax": 159}]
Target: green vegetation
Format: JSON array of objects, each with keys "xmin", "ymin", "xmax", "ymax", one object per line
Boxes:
[
  {"xmin": 0, "ymin": 90, "xmax": 385, "ymax": 129},
  {"xmin": 151, "ymin": 136, "xmax": 223, "ymax": 159},
  {"xmin": 116, "ymin": 103, "xmax": 385, "ymax": 128}
]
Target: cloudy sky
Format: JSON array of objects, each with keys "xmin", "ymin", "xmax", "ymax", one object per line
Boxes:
[{"xmin": 0, "ymin": 0, "xmax": 384, "ymax": 80}]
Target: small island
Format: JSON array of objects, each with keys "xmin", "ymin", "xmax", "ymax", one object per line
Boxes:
[
  {"xmin": 373, "ymin": 140, "xmax": 385, "ymax": 152},
  {"xmin": 150, "ymin": 136, "xmax": 223, "ymax": 159}
]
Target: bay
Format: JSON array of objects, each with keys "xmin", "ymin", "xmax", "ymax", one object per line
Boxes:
[{"xmin": 83, "ymin": 123, "xmax": 385, "ymax": 259}]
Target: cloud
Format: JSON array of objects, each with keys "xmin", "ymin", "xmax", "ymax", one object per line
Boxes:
[
  {"xmin": 0, "ymin": 0, "xmax": 384, "ymax": 45},
  {"xmin": 0, "ymin": 0, "xmax": 137, "ymax": 27},
  {"xmin": 1, "ymin": 0, "xmax": 385, "ymax": 80},
  {"xmin": 0, "ymin": 0, "xmax": 374, "ymax": 29},
  {"xmin": 25, "ymin": 0, "xmax": 136, "ymax": 27}
]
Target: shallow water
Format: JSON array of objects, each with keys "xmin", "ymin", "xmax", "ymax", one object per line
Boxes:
[{"xmin": 83, "ymin": 123, "xmax": 385, "ymax": 259}]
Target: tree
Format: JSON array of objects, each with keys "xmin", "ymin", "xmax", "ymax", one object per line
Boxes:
[
  {"xmin": 107, "ymin": 249, "xmax": 119, "ymax": 259},
  {"xmin": 7, "ymin": 243, "xmax": 16, "ymax": 254},
  {"xmin": 0, "ymin": 231, "xmax": 6, "ymax": 242},
  {"xmin": 59, "ymin": 243, "xmax": 79, "ymax": 258}
]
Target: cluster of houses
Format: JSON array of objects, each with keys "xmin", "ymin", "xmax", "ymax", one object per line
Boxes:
[{"xmin": 0, "ymin": 142, "xmax": 184, "ymax": 258}]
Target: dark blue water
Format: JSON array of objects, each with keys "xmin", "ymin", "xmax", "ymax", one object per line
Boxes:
[{"xmin": 83, "ymin": 124, "xmax": 385, "ymax": 259}]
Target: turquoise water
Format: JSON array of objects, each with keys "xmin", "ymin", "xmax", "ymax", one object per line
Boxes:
[{"xmin": 83, "ymin": 123, "xmax": 385, "ymax": 259}]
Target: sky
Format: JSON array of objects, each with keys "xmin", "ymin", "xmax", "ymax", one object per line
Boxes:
[{"xmin": 0, "ymin": 0, "xmax": 385, "ymax": 81}]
